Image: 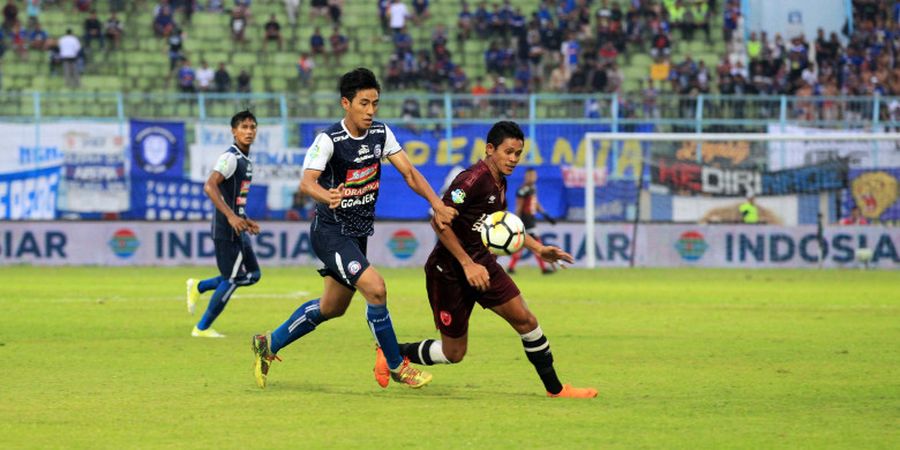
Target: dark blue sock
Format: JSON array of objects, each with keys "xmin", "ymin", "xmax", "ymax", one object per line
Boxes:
[
  {"xmin": 270, "ymin": 299, "xmax": 325, "ymax": 354},
  {"xmin": 198, "ymin": 276, "xmax": 223, "ymax": 293},
  {"xmin": 366, "ymin": 303, "xmax": 403, "ymax": 369},
  {"xmin": 197, "ymin": 280, "xmax": 236, "ymax": 330}
]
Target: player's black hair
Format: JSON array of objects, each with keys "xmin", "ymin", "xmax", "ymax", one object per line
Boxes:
[
  {"xmin": 339, "ymin": 68, "xmax": 381, "ymax": 102},
  {"xmin": 231, "ymin": 110, "xmax": 257, "ymax": 128},
  {"xmin": 486, "ymin": 121, "xmax": 525, "ymax": 148}
]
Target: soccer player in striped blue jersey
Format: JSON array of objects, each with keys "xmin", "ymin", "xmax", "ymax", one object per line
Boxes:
[
  {"xmin": 251, "ymin": 68, "xmax": 458, "ymax": 389},
  {"xmin": 185, "ymin": 110, "xmax": 262, "ymax": 338}
]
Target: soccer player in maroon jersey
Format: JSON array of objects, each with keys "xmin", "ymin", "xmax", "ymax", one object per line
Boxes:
[
  {"xmin": 507, "ymin": 167, "xmax": 556, "ymax": 275},
  {"xmin": 375, "ymin": 121, "xmax": 597, "ymax": 398}
]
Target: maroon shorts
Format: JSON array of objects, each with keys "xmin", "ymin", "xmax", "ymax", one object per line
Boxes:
[{"xmin": 423, "ymin": 252, "xmax": 521, "ymax": 339}]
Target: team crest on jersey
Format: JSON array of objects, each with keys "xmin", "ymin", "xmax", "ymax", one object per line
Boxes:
[
  {"xmin": 451, "ymin": 189, "xmax": 466, "ymax": 204},
  {"xmin": 345, "ymin": 163, "xmax": 379, "ymax": 187},
  {"xmin": 348, "ymin": 260, "xmax": 362, "ymax": 275}
]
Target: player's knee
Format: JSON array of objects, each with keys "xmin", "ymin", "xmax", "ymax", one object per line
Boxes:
[
  {"xmin": 510, "ymin": 314, "xmax": 539, "ymax": 334},
  {"xmin": 443, "ymin": 345, "xmax": 467, "ymax": 363},
  {"xmin": 321, "ymin": 302, "xmax": 348, "ymax": 319},
  {"xmin": 359, "ymin": 280, "xmax": 387, "ymax": 305}
]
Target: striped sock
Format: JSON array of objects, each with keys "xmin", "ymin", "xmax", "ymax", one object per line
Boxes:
[
  {"xmin": 366, "ymin": 303, "xmax": 403, "ymax": 370},
  {"xmin": 521, "ymin": 326, "xmax": 563, "ymax": 394},
  {"xmin": 198, "ymin": 276, "xmax": 223, "ymax": 293},
  {"xmin": 270, "ymin": 299, "xmax": 325, "ymax": 354},
  {"xmin": 197, "ymin": 280, "xmax": 236, "ymax": 330},
  {"xmin": 399, "ymin": 339, "xmax": 451, "ymax": 365}
]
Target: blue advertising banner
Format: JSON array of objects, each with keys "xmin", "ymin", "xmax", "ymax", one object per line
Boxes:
[
  {"xmin": 127, "ymin": 177, "xmax": 267, "ymax": 221},
  {"xmin": 652, "ymin": 158, "xmax": 848, "ymax": 197},
  {"xmin": 130, "ymin": 120, "xmax": 185, "ymax": 179},
  {"xmin": 843, "ymin": 168, "xmax": 900, "ymax": 223},
  {"xmin": 0, "ymin": 166, "xmax": 60, "ymax": 219},
  {"xmin": 298, "ymin": 123, "xmax": 652, "ymax": 220}
]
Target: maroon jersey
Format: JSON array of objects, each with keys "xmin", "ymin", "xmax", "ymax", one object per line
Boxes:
[{"xmin": 431, "ymin": 160, "xmax": 506, "ymax": 264}]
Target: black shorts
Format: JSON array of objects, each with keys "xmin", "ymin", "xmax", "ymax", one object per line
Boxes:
[
  {"xmin": 521, "ymin": 213, "xmax": 537, "ymax": 233},
  {"xmin": 311, "ymin": 224, "xmax": 370, "ymax": 290},
  {"xmin": 214, "ymin": 233, "xmax": 259, "ymax": 281},
  {"xmin": 423, "ymin": 252, "xmax": 521, "ymax": 339}
]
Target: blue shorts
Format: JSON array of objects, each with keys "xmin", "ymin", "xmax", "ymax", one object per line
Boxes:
[
  {"xmin": 214, "ymin": 233, "xmax": 260, "ymax": 281},
  {"xmin": 311, "ymin": 225, "xmax": 370, "ymax": 290}
]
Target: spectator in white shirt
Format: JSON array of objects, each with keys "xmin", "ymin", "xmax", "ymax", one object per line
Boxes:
[
  {"xmin": 387, "ymin": 0, "xmax": 409, "ymax": 35},
  {"xmin": 58, "ymin": 28, "xmax": 81, "ymax": 88},
  {"xmin": 196, "ymin": 60, "xmax": 215, "ymax": 91}
]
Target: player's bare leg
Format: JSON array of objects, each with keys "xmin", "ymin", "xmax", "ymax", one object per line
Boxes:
[{"xmin": 492, "ymin": 296, "xmax": 597, "ymax": 398}]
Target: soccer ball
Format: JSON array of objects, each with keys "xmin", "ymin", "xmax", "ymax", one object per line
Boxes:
[{"xmin": 481, "ymin": 211, "xmax": 525, "ymax": 256}]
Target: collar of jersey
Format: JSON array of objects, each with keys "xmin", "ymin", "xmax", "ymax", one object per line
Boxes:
[
  {"xmin": 340, "ymin": 119, "xmax": 369, "ymax": 141},
  {"xmin": 230, "ymin": 144, "xmax": 252, "ymax": 161}
]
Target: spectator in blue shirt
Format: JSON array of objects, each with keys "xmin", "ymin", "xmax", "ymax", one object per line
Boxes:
[
  {"xmin": 310, "ymin": 26, "xmax": 325, "ymax": 57},
  {"xmin": 177, "ymin": 59, "xmax": 196, "ymax": 93}
]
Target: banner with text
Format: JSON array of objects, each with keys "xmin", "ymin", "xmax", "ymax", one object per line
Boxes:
[
  {"xmin": 298, "ymin": 123, "xmax": 652, "ymax": 220},
  {"xmin": 0, "ymin": 166, "xmax": 60, "ymax": 219},
  {"xmin": 766, "ymin": 124, "xmax": 900, "ymax": 170},
  {"xmin": 651, "ymin": 158, "xmax": 848, "ymax": 197},
  {"xmin": 4, "ymin": 222, "xmax": 894, "ymax": 269}
]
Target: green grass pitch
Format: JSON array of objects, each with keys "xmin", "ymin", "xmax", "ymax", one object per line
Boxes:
[{"xmin": 1, "ymin": 266, "xmax": 898, "ymax": 449}]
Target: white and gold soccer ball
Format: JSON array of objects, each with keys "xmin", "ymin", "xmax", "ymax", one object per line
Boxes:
[{"xmin": 480, "ymin": 211, "xmax": 526, "ymax": 256}]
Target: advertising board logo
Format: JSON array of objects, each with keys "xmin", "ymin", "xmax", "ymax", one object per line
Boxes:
[
  {"xmin": 675, "ymin": 230, "xmax": 707, "ymax": 261},
  {"xmin": 388, "ymin": 229, "xmax": 418, "ymax": 260},
  {"xmin": 109, "ymin": 228, "xmax": 140, "ymax": 258},
  {"xmin": 133, "ymin": 126, "xmax": 177, "ymax": 174}
]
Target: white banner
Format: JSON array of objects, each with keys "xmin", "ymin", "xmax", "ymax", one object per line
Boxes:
[
  {"xmin": 3, "ymin": 222, "xmax": 896, "ymax": 269},
  {"xmin": 0, "ymin": 123, "xmax": 64, "ymax": 174},
  {"xmin": 192, "ymin": 123, "xmax": 304, "ymax": 211},
  {"xmin": 766, "ymin": 124, "xmax": 900, "ymax": 170},
  {"xmin": 671, "ymin": 195, "xmax": 798, "ymax": 225},
  {"xmin": 0, "ymin": 122, "xmax": 129, "ymax": 213}
]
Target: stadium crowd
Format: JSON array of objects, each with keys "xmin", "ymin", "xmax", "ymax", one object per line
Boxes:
[{"xmin": 0, "ymin": 0, "xmax": 898, "ymax": 114}]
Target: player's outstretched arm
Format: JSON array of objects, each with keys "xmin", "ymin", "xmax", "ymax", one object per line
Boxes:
[
  {"xmin": 388, "ymin": 151, "xmax": 457, "ymax": 229},
  {"xmin": 300, "ymin": 169, "xmax": 344, "ymax": 209},
  {"xmin": 430, "ymin": 217, "xmax": 490, "ymax": 291},
  {"xmin": 523, "ymin": 233, "xmax": 574, "ymax": 265}
]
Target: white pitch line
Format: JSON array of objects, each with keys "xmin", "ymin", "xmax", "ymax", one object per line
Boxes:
[{"xmin": 37, "ymin": 291, "xmax": 312, "ymax": 304}]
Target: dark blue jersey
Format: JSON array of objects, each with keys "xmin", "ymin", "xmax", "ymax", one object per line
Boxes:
[
  {"xmin": 211, "ymin": 144, "xmax": 253, "ymax": 241},
  {"xmin": 302, "ymin": 120, "xmax": 401, "ymax": 237}
]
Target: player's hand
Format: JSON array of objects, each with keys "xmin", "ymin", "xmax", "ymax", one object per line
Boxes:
[
  {"xmin": 245, "ymin": 218, "xmax": 261, "ymax": 235},
  {"xmin": 227, "ymin": 215, "xmax": 250, "ymax": 235},
  {"xmin": 537, "ymin": 245, "xmax": 574, "ymax": 265},
  {"xmin": 462, "ymin": 261, "xmax": 490, "ymax": 292},
  {"xmin": 432, "ymin": 203, "xmax": 458, "ymax": 230},
  {"xmin": 327, "ymin": 183, "xmax": 345, "ymax": 209}
]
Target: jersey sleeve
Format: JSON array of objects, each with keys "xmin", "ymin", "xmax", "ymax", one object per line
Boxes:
[
  {"xmin": 382, "ymin": 124, "xmax": 402, "ymax": 158},
  {"xmin": 442, "ymin": 170, "xmax": 481, "ymax": 211},
  {"xmin": 213, "ymin": 152, "xmax": 237, "ymax": 179},
  {"xmin": 302, "ymin": 132, "xmax": 334, "ymax": 171}
]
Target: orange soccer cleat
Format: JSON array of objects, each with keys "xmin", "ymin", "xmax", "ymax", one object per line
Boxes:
[
  {"xmin": 373, "ymin": 346, "xmax": 390, "ymax": 388},
  {"xmin": 547, "ymin": 384, "xmax": 598, "ymax": 398}
]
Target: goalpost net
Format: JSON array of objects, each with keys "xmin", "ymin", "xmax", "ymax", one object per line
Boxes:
[{"xmin": 581, "ymin": 131, "xmax": 900, "ymax": 268}]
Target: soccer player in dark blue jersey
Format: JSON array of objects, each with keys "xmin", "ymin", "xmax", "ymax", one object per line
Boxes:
[
  {"xmin": 185, "ymin": 110, "xmax": 262, "ymax": 338},
  {"xmin": 251, "ymin": 68, "xmax": 457, "ymax": 389}
]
